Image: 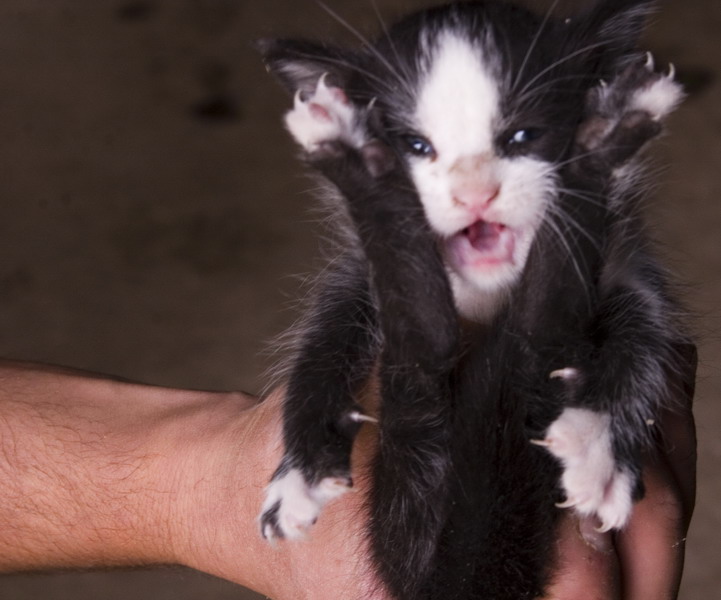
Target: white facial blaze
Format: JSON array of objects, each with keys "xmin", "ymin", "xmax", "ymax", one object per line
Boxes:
[
  {"xmin": 409, "ymin": 31, "xmax": 556, "ymax": 322},
  {"xmin": 415, "ymin": 33, "xmax": 499, "ymax": 162}
]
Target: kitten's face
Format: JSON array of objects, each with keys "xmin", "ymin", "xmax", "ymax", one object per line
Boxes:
[
  {"xmin": 366, "ymin": 11, "xmax": 588, "ymax": 321},
  {"xmin": 401, "ymin": 31, "xmax": 560, "ymax": 319}
]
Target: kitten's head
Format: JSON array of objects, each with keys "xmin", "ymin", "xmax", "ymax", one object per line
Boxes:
[{"xmin": 261, "ymin": 0, "xmax": 654, "ymax": 320}]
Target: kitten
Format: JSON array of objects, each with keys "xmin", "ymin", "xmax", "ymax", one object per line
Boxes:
[{"xmin": 257, "ymin": 1, "xmax": 690, "ymax": 597}]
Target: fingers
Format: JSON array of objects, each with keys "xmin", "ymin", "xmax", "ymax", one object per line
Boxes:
[
  {"xmin": 658, "ymin": 406, "xmax": 697, "ymax": 531},
  {"xmin": 606, "ymin": 343, "xmax": 697, "ymax": 600},
  {"xmin": 615, "ymin": 456, "xmax": 687, "ymax": 600},
  {"xmin": 659, "ymin": 341, "xmax": 698, "ymax": 529},
  {"xmin": 544, "ymin": 513, "xmax": 620, "ymax": 600}
]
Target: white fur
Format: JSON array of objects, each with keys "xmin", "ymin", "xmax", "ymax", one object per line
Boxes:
[
  {"xmin": 538, "ymin": 407, "xmax": 633, "ymax": 531},
  {"xmin": 261, "ymin": 468, "xmax": 352, "ymax": 540},
  {"xmin": 284, "ymin": 75, "xmax": 366, "ymax": 151},
  {"xmin": 631, "ymin": 71, "xmax": 684, "ymax": 121},
  {"xmin": 409, "ymin": 32, "xmax": 556, "ymax": 321},
  {"xmin": 414, "ymin": 33, "xmax": 499, "ymax": 164}
]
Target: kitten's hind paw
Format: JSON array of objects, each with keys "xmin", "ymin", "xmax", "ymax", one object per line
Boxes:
[
  {"xmin": 259, "ymin": 467, "xmax": 352, "ymax": 542},
  {"xmin": 533, "ymin": 407, "xmax": 634, "ymax": 532},
  {"xmin": 284, "ymin": 74, "xmax": 367, "ymax": 154}
]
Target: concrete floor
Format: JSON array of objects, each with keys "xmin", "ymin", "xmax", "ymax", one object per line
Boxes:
[{"xmin": 0, "ymin": 1, "xmax": 718, "ymax": 598}]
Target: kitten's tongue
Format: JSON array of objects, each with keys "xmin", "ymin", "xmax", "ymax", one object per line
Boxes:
[
  {"xmin": 465, "ymin": 221, "xmax": 505, "ymax": 252},
  {"xmin": 446, "ymin": 219, "xmax": 515, "ymax": 270}
]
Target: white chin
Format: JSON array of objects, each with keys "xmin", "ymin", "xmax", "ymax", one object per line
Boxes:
[
  {"xmin": 444, "ymin": 230, "xmax": 533, "ymax": 322},
  {"xmin": 449, "ymin": 270, "xmax": 512, "ymax": 322}
]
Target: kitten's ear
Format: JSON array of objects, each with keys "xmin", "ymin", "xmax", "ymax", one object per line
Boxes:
[
  {"xmin": 572, "ymin": 0, "xmax": 656, "ymax": 75},
  {"xmin": 257, "ymin": 38, "xmax": 358, "ymax": 96}
]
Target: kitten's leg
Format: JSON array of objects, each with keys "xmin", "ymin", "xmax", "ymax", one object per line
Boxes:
[
  {"xmin": 537, "ymin": 56, "xmax": 685, "ymax": 532},
  {"xmin": 259, "ymin": 77, "xmax": 382, "ymax": 541},
  {"xmin": 314, "ymin": 152, "xmax": 460, "ymax": 597},
  {"xmin": 314, "ymin": 152, "xmax": 460, "ymax": 599},
  {"xmin": 261, "ymin": 73, "xmax": 458, "ymax": 543},
  {"xmin": 537, "ymin": 274, "xmax": 683, "ymax": 532},
  {"xmin": 260, "ymin": 260, "xmax": 378, "ymax": 541}
]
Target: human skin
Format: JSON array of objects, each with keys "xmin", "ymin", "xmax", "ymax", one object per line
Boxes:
[{"xmin": 0, "ymin": 357, "xmax": 695, "ymax": 599}]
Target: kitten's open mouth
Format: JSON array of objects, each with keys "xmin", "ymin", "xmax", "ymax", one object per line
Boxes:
[{"xmin": 446, "ymin": 219, "xmax": 516, "ymax": 268}]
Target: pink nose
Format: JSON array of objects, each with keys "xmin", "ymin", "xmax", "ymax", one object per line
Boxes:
[{"xmin": 452, "ymin": 183, "xmax": 501, "ymax": 210}]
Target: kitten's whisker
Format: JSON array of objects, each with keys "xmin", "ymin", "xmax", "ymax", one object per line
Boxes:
[
  {"xmin": 547, "ymin": 203, "xmax": 602, "ymax": 250},
  {"xmin": 517, "ymin": 39, "xmax": 611, "ymax": 100},
  {"xmin": 512, "ymin": 0, "xmax": 560, "ymax": 93},
  {"xmin": 291, "ymin": 51, "xmax": 400, "ymax": 100},
  {"xmin": 541, "ymin": 214, "xmax": 594, "ymax": 304},
  {"xmin": 513, "ymin": 73, "xmax": 598, "ymax": 109},
  {"xmin": 557, "ymin": 187, "xmax": 622, "ymax": 214},
  {"xmin": 369, "ymin": 0, "xmax": 415, "ymax": 95},
  {"xmin": 317, "ymin": 0, "xmax": 411, "ymax": 94}
]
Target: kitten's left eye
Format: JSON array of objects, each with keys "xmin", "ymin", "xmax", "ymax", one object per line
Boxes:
[
  {"xmin": 507, "ymin": 128, "xmax": 544, "ymax": 146},
  {"xmin": 403, "ymin": 135, "xmax": 437, "ymax": 159}
]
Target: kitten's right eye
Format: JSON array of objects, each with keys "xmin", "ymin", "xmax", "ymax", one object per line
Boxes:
[{"xmin": 403, "ymin": 135, "xmax": 437, "ymax": 159}]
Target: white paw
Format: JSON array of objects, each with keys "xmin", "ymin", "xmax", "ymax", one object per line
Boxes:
[
  {"xmin": 260, "ymin": 468, "xmax": 352, "ymax": 541},
  {"xmin": 532, "ymin": 407, "xmax": 634, "ymax": 532},
  {"xmin": 630, "ymin": 55, "xmax": 684, "ymax": 121},
  {"xmin": 284, "ymin": 74, "xmax": 366, "ymax": 152}
]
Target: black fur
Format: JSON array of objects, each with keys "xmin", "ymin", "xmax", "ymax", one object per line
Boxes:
[{"xmin": 258, "ymin": 1, "xmax": 691, "ymax": 598}]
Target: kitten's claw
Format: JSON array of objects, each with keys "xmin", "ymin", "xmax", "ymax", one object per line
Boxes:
[
  {"xmin": 259, "ymin": 468, "xmax": 353, "ymax": 542},
  {"xmin": 549, "ymin": 367, "xmax": 579, "ymax": 380},
  {"xmin": 645, "ymin": 51, "xmax": 655, "ymax": 70},
  {"xmin": 317, "ymin": 72, "xmax": 350, "ymax": 105},
  {"xmin": 538, "ymin": 408, "xmax": 635, "ymax": 531},
  {"xmin": 529, "ymin": 438, "xmax": 552, "ymax": 448},
  {"xmin": 348, "ymin": 410, "xmax": 379, "ymax": 424}
]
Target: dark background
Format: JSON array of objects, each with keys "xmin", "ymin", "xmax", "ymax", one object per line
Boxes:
[{"xmin": 0, "ymin": 1, "xmax": 718, "ymax": 598}]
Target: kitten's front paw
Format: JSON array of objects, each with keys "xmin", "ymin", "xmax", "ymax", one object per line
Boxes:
[
  {"xmin": 578, "ymin": 53, "xmax": 684, "ymax": 162},
  {"xmin": 284, "ymin": 74, "xmax": 366, "ymax": 154},
  {"xmin": 259, "ymin": 467, "xmax": 352, "ymax": 541},
  {"xmin": 606, "ymin": 53, "xmax": 684, "ymax": 122},
  {"xmin": 533, "ymin": 407, "xmax": 634, "ymax": 532}
]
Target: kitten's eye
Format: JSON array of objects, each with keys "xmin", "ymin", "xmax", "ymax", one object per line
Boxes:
[
  {"xmin": 403, "ymin": 135, "xmax": 436, "ymax": 159},
  {"xmin": 507, "ymin": 128, "xmax": 544, "ymax": 146}
]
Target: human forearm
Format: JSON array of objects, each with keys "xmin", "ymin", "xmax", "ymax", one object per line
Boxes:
[{"xmin": 0, "ymin": 361, "xmax": 244, "ymax": 571}]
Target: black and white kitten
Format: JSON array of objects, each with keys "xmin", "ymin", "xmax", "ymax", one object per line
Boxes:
[{"xmin": 257, "ymin": 1, "xmax": 690, "ymax": 597}]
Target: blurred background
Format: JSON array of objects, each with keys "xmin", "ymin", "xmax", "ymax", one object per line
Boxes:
[{"xmin": 0, "ymin": 1, "xmax": 717, "ymax": 598}]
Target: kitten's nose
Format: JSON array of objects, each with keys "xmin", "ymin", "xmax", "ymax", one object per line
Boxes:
[
  {"xmin": 451, "ymin": 182, "xmax": 501, "ymax": 210},
  {"xmin": 450, "ymin": 154, "xmax": 501, "ymax": 211}
]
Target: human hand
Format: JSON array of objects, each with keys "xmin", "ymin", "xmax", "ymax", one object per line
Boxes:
[{"xmin": 175, "ymin": 386, "xmax": 390, "ymax": 600}]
